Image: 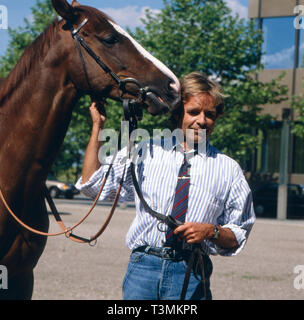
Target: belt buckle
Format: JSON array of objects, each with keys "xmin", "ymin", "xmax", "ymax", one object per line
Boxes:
[
  {"xmin": 182, "ymin": 241, "xmax": 193, "ymax": 251},
  {"xmin": 162, "ymin": 247, "xmax": 175, "ymax": 260}
]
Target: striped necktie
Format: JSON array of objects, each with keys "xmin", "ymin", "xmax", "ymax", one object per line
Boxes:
[{"xmin": 165, "ymin": 154, "xmax": 191, "ymax": 244}]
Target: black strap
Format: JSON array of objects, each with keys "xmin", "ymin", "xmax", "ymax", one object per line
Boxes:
[
  {"xmin": 130, "ymin": 161, "xmax": 183, "ymax": 230},
  {"xmin": 180, "ymin": 245, "xmax": 207, "ymax": 300},
  {"xmin": 74, "ymin": 35, "xmax": 93, "ymax": 92},
  {"xmin": 72, "ymin": 30, "xmax": 121, "ymax": 86}
]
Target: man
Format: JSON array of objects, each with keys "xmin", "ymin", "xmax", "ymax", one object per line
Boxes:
[{"xmin": 76, "ymin": 72, "xmax": 255, "ymax": 300}]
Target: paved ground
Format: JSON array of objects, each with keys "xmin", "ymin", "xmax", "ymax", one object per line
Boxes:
[{"xmin": 31, "ymin": 199, "xmax": 304, "ymax": 300}]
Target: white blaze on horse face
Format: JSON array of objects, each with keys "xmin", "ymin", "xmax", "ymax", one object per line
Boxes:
[{"xmin": 109, "ymin": 21, "xmax": 180, "ymax": 93}]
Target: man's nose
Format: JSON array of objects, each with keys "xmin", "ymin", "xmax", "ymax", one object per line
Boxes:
[{"xmin": 197, "ymin": 112, "xmax": 206, "ymax": 127}]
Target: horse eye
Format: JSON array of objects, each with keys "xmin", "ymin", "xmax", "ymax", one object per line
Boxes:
[{"xmin": 103, "ymin": 35, "xmax": 119, "ymax": 45}]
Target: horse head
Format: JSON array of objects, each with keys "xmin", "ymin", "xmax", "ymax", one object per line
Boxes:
[{"xmin": 51, "ymin": 0, "xmax": 181, "ymax": 115}]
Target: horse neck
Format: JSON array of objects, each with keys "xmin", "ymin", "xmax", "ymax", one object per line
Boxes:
[{"xmin": 0, "ymin": 24, "xmax": 80, "ymax": 187}]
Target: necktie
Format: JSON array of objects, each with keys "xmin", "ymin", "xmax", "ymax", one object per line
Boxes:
[{"xmin": 165, "ymin": 153, "xmax": 191, "ymax": 244}]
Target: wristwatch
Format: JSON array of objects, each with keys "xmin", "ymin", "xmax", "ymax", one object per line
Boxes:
[{"xmin": 211, "ymin": 225, "xmax": 220, "ymax": 240}]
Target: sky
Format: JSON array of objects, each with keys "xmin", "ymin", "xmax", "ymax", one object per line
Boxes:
[{"xmin": 0, "ymin": 0, "xmax": 249, "ymax": 57}]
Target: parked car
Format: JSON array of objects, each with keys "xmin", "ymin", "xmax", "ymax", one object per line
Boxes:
[
  {"xmin": 253, "ymin": 183, "xmax": 304, "ymax": 218},
  {"xmin": 46, "ymin": 174, "xmax": 79, "ymax": 199}
]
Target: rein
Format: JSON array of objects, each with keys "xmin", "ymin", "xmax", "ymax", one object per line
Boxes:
[{"xmin": 0, "ymin": 148, "xmax": 125, "ymax": 244}]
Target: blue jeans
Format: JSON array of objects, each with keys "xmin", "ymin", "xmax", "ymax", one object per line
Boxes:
[{"xmin": 122, "ymin": 250, "xmax": 213, "ymax": 300}]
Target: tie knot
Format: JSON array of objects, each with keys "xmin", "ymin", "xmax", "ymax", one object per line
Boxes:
[{"xmin": 183, "ymin": 154, "xmax": 191, "ymax": 168}]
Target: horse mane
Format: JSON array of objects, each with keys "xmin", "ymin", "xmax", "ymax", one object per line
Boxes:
[
  {"xmin": 0, "ymin": 19, "xmax": 60, "ymax": 106},
  {"xmin": 0, "ymin": 6, "xmax": 115, "ymax": 107}
]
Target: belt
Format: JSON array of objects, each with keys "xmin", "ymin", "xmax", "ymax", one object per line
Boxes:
[{"xmin": 133, "ymin": 244, "xmax": 198, "ymax": 261}]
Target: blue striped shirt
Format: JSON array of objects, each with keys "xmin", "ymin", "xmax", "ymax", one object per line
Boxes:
[{"xmin": 76, "ymin": 138, "xmax": 255, "ymax": 256}]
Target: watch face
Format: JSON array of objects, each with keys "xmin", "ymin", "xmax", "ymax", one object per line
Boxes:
[{"xmin": 213, "ymin": 226, "xmax": 219, "ymax": 239}]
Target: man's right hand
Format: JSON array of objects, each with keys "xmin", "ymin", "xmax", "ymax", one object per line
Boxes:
[
  {"xmin": 81, "ymin": 102, "xmax": 106, "ymax": 183},
  {"xmin": 90, "ymin": 102, "xmax": 107, "ymax": 129}
]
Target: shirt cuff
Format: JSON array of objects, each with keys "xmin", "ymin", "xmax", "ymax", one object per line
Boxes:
[
  {"xmin": 75, "ymin": 168, "xmax": 106, "ymax": 198},
  {"xmin": 215, "ymin": 224, "xmax": 247, "ymax": 256}
]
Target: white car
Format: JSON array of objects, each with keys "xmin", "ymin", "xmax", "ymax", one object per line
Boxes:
[{"xmin": 46, "ymin": 175, "xmax": 79, "ymax": 199}]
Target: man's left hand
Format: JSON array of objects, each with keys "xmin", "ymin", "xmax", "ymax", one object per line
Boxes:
[{"xmin": 174, "ymin": 222, "xmax": 214, "ymax": 244}]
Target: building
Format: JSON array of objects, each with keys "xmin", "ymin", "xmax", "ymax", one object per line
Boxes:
[{"xmin": 249, "ymin": 0, "xmax": 304, "ymax": 184}]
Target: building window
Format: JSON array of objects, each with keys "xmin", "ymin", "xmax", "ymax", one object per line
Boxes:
[
  {"xmin": 298, "ymin": 29, "xmax": 304, "ymax": 68},
  {"xmin": 261, "ymin": 17, "xmax": 295, "ymax": 69},
  {"xmin": 261, "ymin": 126, "xmax": 281, "ymax": 173},
  {"xmin": 292, "ymin": 134, "xmax": 304, "ymax": 173}
]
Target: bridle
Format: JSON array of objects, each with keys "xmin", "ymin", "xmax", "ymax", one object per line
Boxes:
[
  {"xmin": 69, "ymin": 17, "xmax": 153, "ymax": 126},
  {"xmin": 0, "ymin": 17, "xmax": 205, "ymax": 299}
]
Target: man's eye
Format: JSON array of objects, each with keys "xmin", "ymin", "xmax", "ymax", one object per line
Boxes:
[
  {"xmin": 206, "ymin": 112, "xmax": 216, "ymax": 119},
  {"xmin": 189, "ymin": 110, "xmax": 199, "ymax": 116}
]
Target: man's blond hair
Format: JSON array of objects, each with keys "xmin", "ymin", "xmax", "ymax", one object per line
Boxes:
[
  {"xmin": 170, "ymin": 72, "xmax": 226, "ymax": 128},
  {"xmin": 181, "ymin": 71, "xmax": 225, "ymax": 116}
]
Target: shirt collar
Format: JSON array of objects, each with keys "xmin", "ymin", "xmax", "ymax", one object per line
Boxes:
[{"xmin": 170, "ymin": 136, "xmax": 211, "ymax": 158}]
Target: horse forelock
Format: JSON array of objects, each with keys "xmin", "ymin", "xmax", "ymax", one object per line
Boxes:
[{"xmin": 74, "ymin": 5, "xmax": 115, "ymax": 25}]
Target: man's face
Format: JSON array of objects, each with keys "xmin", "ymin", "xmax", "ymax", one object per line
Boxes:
[{"xmin": 179, "ymin": 93, "xmax": 217, "ymax": 144}]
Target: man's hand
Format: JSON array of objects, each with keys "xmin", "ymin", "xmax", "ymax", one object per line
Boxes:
[
  {"xmin": 174, "ymin": 222, "xmax": 239, "ymax": 249},
  {"xmin": 81, "ymin": 101, "xmax": 106, "ymax": 184},
  {"xmin": 90, "ymin": 102, "xmax": 106, "ymax": 129},
  {"xmin": 174, "ymin": 222, "xmax": 214, "ymax": 243}
]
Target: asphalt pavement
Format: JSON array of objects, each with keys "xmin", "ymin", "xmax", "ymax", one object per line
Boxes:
[{"xmin": 31, "ymin": 197, "xmax": 304, "ymax": 300}]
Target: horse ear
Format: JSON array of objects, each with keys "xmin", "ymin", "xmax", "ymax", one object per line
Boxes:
[
  {"xmin": 72, "ymin": 0, "xmax": 80, "ymax": 7},
  {"xmin": 51, "ymin": 0, "xmax": 77, "ymax": 21}
]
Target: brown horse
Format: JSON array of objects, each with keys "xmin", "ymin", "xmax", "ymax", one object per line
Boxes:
[{"xmin": 0, "ymin": 0, "xmax": 180, "ymax": 299}]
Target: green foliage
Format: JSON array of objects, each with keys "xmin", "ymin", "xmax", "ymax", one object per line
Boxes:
[
  {"xmin": 291, "ymin": 92, "xmax": 304, "ymax": 140},
  {"xmin": 0, "ymin": 0, "xmax": 57, "ymax": 77},
  {"xmin": 211, "ymin": 73, "xmax": 288, "ymax": 163}
]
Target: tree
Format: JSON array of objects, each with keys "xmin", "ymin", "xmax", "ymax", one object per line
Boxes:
[
  {"xmin": 0, "ymin": 0, "xmax": 57, "ymax": 77},
  {"xmin": 291, "ymin": 83, "xmax": 304, "ymax": 140},
  {"xmin": 132, "ymin": 0, "xmax": 288, "ymax": 167}
]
